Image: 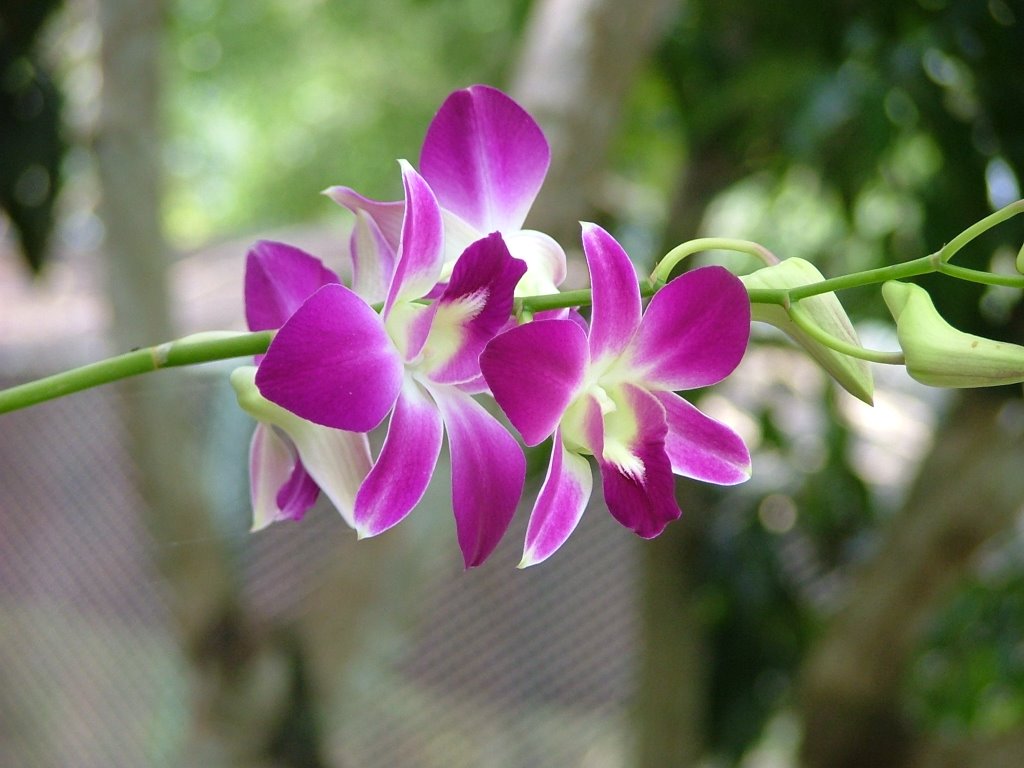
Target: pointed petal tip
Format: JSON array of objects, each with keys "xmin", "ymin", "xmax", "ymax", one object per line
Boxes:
[{"xmin": 517, "ymin": 550, "xmax": 547, "ymax": 569}]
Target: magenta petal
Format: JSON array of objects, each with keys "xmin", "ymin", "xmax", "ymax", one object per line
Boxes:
[
  {"xmin": 324, "ymin": 186, "xmax": 405, "ymax": 252},
  {"xmin": 581, "ymin": 223, "xmax": 642, "ymax": 362},
  {"xmin": 430, "ymin": 384, "xmax": 526, "ymax": 568},
  {"xmin": 420, "ymin": 84, "xmax": 549, "ymax": 233},
  {"xmin": 631, "ymin": 266, "xmax": 751, "ymax": 390},
  {"xmin": 598, "ymin": 385, "xmax": 680, "ymax": 538},
  {"xmin": 385, "ymin": 161, "xmax": 445, "ymax": 313},
  {"xmin": 354, "ymin": 378, "xmax": 444, "ymax": 537},
  {"xmin": 654, "ymin": 391, "xmax": 751, "ymax": 485},
  {"xmin": 480, "ymin": 319, "xmax": 589, "ymax": 446},
  {"xmin": 256, "ymin": 284, "xmax": 402, "ymax": 431},
  {"xmin": 275, "ymin": 455, "xmax": 320, "ymax": 520},
  {"xmin": 520, "ymin": 430, "xmax": 593, "ymax": 568},
  {"xmin": 426, "ymin": 233, "xmax": 527, "ymax": 384},
  {"xmin": 249, "ymin": 424, "xmax": 319, "ymax": 530},
  {"xmin": 245, "ymin": 240, "xmax": 339, "ymax": 331}
]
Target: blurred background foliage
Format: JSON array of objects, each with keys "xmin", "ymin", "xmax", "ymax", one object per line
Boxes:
[
  {"xmin": 163, "ymin": 0, "xmax": 531, "ymax": 246},
  {"xmin": 3, "ymin": 0, "xmax": 1024, "ymax": 765}
]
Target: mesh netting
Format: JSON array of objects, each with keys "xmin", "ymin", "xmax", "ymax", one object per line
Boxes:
[{"xmin": 0, "ymin": 362, "xmax": 639, "ymax": 767}]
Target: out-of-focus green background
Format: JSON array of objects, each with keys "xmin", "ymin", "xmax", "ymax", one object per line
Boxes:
[{"xmin": 2, "ymin": 0, "xmax": 1024, "ymax": 766}]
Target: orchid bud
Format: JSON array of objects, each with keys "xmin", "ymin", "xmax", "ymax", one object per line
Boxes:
[
  {"xmin": 742, "ymin": 258, "xmax": 874, "ymax": 404},
  {"xmin": 882, "ymin": 280, "xmax": 1024, "ymax": 388}
]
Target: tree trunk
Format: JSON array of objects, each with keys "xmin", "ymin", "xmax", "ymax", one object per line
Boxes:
[
  {"xmin": 95, "ymin": 3, "xmax": 319, "ymax": 765},
  {"xmin": 634, "ymin": 504, "xmax": 710, "ymax": 768},
  {"xmin": 511, "ymin": 5, "xmax": 716, "ymax": 767},
  {"xmin": 509, "ymin": 0, "xmax": 680, "ymax": 250},
  {"xmin": 798, "ymin": 392, "xmax": 1024, "ymax": 768}
]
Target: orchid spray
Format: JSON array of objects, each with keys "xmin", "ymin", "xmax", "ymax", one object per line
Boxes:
[{"xmin": 2, "ymin": 85, "xmax": 1024, "ymax": 568}]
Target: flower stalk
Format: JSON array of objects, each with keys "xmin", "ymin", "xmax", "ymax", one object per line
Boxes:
[
  {"xmin": 1, "ymin": 196, "xmax": 1022, "ymax": 418},
  {"xmin": 0, "ymin": 331, "xmax": 273, "ymax": 414},
  {"xmin": 5, "ymin": 80, "xmax": 1022, "ymax": 569}
]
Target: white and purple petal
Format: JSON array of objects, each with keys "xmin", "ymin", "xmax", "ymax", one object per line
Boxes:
[
  {"xmin": 654, "ymin": 391, "xmax": 751, "ymax": 485},
  {"xmin": 480, "ymin": 319, "xmax": 589, "ymax": 446},
  {"xmin": 349, "ymin": 209, "xmax": 398, "ymax": 304},
  {"xmin": 423, "ymin": 233, "xmax": 526, "ymax": 384},
  {"xmin": 581, "ymin": 223, "xmax": 643, "ymax": 363},
  {"xmin": 429, "ymin": 383, "xmax": 526, "ymax": 568},
  {"xmin": 256, "ymin": 284, "xmax": 403, "ymax": 431},
  {"xmin": 354, "ymin": 377, "xmax": 444, "ymax": 538},
  {"xmin": 503, "ymin": 229, "xmax": 567, "ymax": 295},
  {"xmin": 597, "ymin": 384, "xmax": 680, "ymax": 538},
  {"xmin": 244, "ymin": 240, "xmax": 339, "ymax": 331},
  {"xmin": 385, "ymin": 161, "xmax": 445, "ymax": 313},
  {"xmin": 520, "ymin": 430, "xmax": 593, "ymax": 568},
  {"xmin": 628, "ymin": 266, "xmax": 750, "ymax": 391},
  {"xmin": 233, "ymin": 366, "xmax": 372, "ymax": 529},
  {"xmin": 284, "ymin": 418, "xmax": 372, "ymax": 530},
  {"xmin": 248, "ymin": 423, "xmax": 319, "ymax": 531},
  {"xmin": 420, "ymin": 84, "xmax": 549, "ymax": 233},
  {"xmin": 323, "ymin": 185, "xmax": 405, "ymax": 252}
]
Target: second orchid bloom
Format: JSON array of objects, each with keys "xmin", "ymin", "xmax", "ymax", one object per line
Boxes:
[{"xmin": 481, "ymin": 224, "xmax": 752, "ymax": 566}]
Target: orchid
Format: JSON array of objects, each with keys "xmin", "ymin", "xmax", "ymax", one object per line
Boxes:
[
  {"xmin": 3, "ymin": 83, "xmax": 1021, "ymax": 576},
  {"xmin": 326, "ymin": 84, "xmax": 566, "ymax": 300},
  {"xmin": 232, "ymin": 240, "xmax": 371, "ymax": 531},
  {"xmin": 480, "ymin": 224, "xmax": 752, "ymax": 566},
  {"xmin": 254, "ymin": 162, "xmax": 527, "ymax": 567}
]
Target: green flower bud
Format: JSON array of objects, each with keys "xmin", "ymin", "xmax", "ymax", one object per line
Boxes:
[
  {"xmin": 742, "ymin": 258, "xmax": 874, "ymax": 404},
  {"xmin": 231, "ymin": 365, "xmax": 309, "ymax": 432},
  {"xmin": 882, "ymin": 280, "xmax": 1024, "ymax": 388}
]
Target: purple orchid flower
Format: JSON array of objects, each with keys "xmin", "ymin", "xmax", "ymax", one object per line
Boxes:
[
  {"xmin": 480, "ymin": 224, "xmax": 752, "ymax": 567},
  {"xmin": 232, "ymin": 240, "xmax": 372, "ymax": 531},
  {"xmin": 255, "ymin": 163, "xmax": 527, "ymax": 567},
  {"xmin": 325, "ymin": 84, "xmax": 566, "ymax": 301}
]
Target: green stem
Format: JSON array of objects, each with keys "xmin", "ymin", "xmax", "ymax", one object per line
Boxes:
[
  {"xmin": 731, "ymin": 199, "xmax": 1024, "ymax": 303},
  {"xmin": 0, "ymin": 331, "xmax": 272, "ymax": 415},
  {"xmin": 515, "ymin": 282, "xmax": 657, "ymax": 315},
  {"xmin": 650, "ymin": 238, "xmax": 778, "ymax": 285},
  {"xmin": 788, "ymin": 304, "xmax": 904, "ymax": 365},
  {"xmin": 1, "ymin": 201, "xmax": 1021, "ymax": 416},
  {"xmin": 785, "ymin": 255, "xmax": 938, "ymax": 302},
  {"xmin": 937, "ymin": 261, "xmax": 1024, "ymax": 288},
  {"xmin": 938, "ymin": 199, "xmax": 1024, "ymax": 263}
]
